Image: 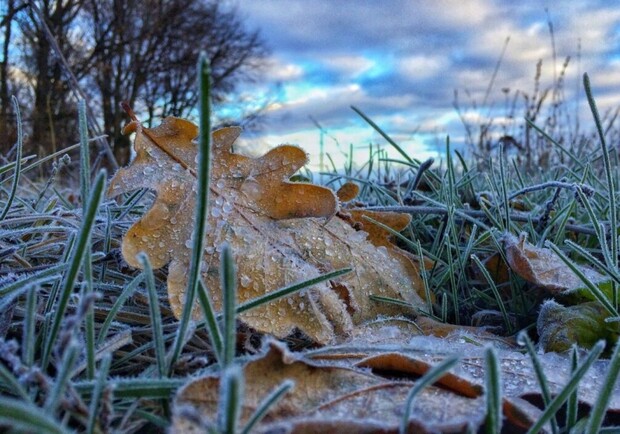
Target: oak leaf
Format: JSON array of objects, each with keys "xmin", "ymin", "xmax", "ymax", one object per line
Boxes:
[
  {"xmin": 172, "ymin": 335, "xmax": 620, "ymax": 433},
  {"xmin": 172, "ymin": 339, "xmax": 487, "ymax": 434},
  {"xmin": 109, "ymin": 116, "xmax": 429, "ymax": 344}
]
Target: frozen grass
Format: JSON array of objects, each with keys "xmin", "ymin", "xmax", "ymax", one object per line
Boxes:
[{"xmin": 1, "ymin": 58, "xmax": 620, "ymax": 433}]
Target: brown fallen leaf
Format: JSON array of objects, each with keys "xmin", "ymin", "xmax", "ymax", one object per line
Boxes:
[
  {"xmin": 504, "ymin": 232, "xmax": 608, "ymax": 293},
  {"xmin": 172, "ymin": 334, "xmax": 620, "ymax": 433},
  {"xmin": 335, "ymin": 181, "xmax": 360, "ymax": 203},
  {"xmin": 109, "ymin": 116, "xmax": 431, "ymax": 344},
  {"xmin": 305, "ymin": 334, "xmax": 620, "ymax": 432},
  {"xmin": 172, "ymin": 339, "xmax": 487, "ymax": 434}
]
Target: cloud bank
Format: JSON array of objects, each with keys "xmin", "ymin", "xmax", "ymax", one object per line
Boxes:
[{"xmin": 233, "ymin": 1, "xmax": 620, "ymax": 169}]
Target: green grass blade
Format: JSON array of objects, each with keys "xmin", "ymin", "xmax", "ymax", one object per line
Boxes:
[
  {"xmin": 234, "ymin": 268, "xmax": 352, "ymax": 315},
  {"xmin": 111, "ymin": 332, "xmax": 177, "ymax": 369},
  {"xmin": 584, "ymin": 340, "xmax": 620, "ymax": 433},
  {"xmin": 22, "ymin": 283, "xmax": 38, "ymax": 366},
  {"xmin": 526, "ymin": 118, "xmax": 584, "ymax": 168},
  {"xmin": 471, "ymin": 254, "xmax": 512, "ymax": 333},
  {"xmin": 44, "ymin": 341, "xmax": 79, "ymax": 413},
  {"xmin": 97, "ymin": 274, "xmax": 143, "ymax": 345},
  {"xmin": 241, "ymin": 380, "xmax": 294, "ymax": 434},
  {"xmin": 139, "ymin": 253, "xmax": 167, "ymax": 378},
  {"xmin": 0, "ymin": 276, "xmax": 49, "ymax": 313},
  {"xmin": 197, "ymin": 279, "xmax": 224, "ymax": 364},
  {"xmin": 0, "ymin": 363, "xmax": 29, "ymax": 401},
  {"xmin": 221, "ymin": 243, "xmax": 237, "ymax": 368},
  {"xmin": 169, "ymin": 53, "xmax": 212, "ymax": 373},
  {"xmin": 42, "ymin": 170, "xmax": 106, "ymax": 370},
  {"xmin": 80, "ymin": 100, "xmax": 95, "ymax": 379},
  {"xmin": 75, "ymin": 378, "xmax": 184, "ymax": 399},
  {"xmin": 526, "ymin": 340, "xmax": 605, "ymax": 434},
  {"xmin": 575, "ymin": 187, "xmax": 605, "ymax": 244},
  {"xmin": 498, "ymin": 143, "xmax": 511, "ymax": 229},
  {"xmin": 1, "ymin": 143, "xmax": 86, "ymax": 185},
  {"xmin": 218, "ymin": 366, "xmax": 243, "ymax": 434},
  {"xmin": 545, "ymin": 241, "xmax": 619, "ymax": 317},
  {"xmin": 415, "ymin": 239, "xmax": 435, "ymax": 317},
  {"xmin": 565, "ymin": 239, "xmax": 620, "ymax": 287},
  {"xmin": 584, "ymin": 73, "xmax": 618, "ymax": 308},
  {"xmin": 83, "ymin": 285, "xmax": 96, "ymax": 379},
  {"xmin": 0, "ymin": 155, "xmax": 35, "ymax": 176},
  {"xmin": 86, "ymin": 354, "xmax": 111, "ymax": 434},
  {"xmin": 518, "ymin": 332, "xmax": 559, "ymax": 434},
  {"xmin": 0, "ymin": 397, "xmax": 69, "ymax": 434},
  {"xmin": 351, "ymin": 105, "xmax": 415, "ymax": 165},
  {"xmin": 79, "ymin": 100, "xmax": 91, "ymax": 202},
  {"xmin": 484, "ymin": 346, "xmax": 502, "ymax": 434},
  {"xmin": 0, "ymin": 97, "xmax": 23, "ymax": 221},
  {"xmin": 566, "ymin": 347, "xmax": 579, "ymax": 429},
  {"xmin": 399, "ymin": 356, "xmax": 459, "ymax": 434}
]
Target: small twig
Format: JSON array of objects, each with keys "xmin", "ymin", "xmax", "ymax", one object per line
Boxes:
[
  {"xmin": 507, "ymin": 180, "xmax": 593, "ymax": 202},
  {"xmin": 536, "ymin": 184, "xmax": 563, "ymax": 233},
  {"xmin": 406, "ymin": 157, "xmax": 434, "ymax": 197}
]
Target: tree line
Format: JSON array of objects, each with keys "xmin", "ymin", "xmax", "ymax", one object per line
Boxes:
[{"xmin": 0, "ymin": 0, "xmax": 268, "ymax": 166}]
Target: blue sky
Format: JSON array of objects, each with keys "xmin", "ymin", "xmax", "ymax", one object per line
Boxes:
[{"xmin": 231, "ymin": 1, "xmax": 620, "ymax": 170}]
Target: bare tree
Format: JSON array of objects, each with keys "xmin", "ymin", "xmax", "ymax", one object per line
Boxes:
[
  {"xmin": 15, "ymin": 0, "xmax": 88, "ymax": 157},
  {"xmin": 3, "ymin": 0, "xmax": 268, "ymax": 165},
  {"xmin": 0, "ymin": 1, "xmax": 20, "ymax": 154},
  {"xmin": 83, "ymin": 0, "xmax": 267, "ymax": 164}
]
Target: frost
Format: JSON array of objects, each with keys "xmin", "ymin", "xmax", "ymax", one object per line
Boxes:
[{"xmin": 108, "ymin": 117, "xmax": 431, "ymax": 344}]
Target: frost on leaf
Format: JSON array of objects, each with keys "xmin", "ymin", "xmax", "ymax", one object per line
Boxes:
[
  {"xmin": 109, "ymin": 116, "xmax": 429, "ymax": 344},
  {"xmin": 504, "ymin": 232, "xmax": 607, "ymax": 293},
  {"xmin": 172, "ymin": 339, "xmax": 487, "ymax": 434},
  {"xmin": 172, "ymin": 336, "xmax": 620, "ymax": 433},
  {"xmin": 537, "ymin": 300, "xmax": 619, "ymax": 352}
]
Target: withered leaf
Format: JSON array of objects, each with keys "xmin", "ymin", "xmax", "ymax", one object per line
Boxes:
[
  {"xmin": 109, "ymin": 116, "xmax": 429, "ymax": 344},
  {"xmin": 504, "ymin": 232, "xmax": 608, "ymax": 293},
  {"xmin": 537, "ymin": 299, "xmax": 620, "ymax": 352},
  {"xmin": 172, "ymin": 334, "xmax": 620, "ymax": 433},
  {"xmin": 172, "ymin": 340, "xmax": 487, "ymax": 434}
]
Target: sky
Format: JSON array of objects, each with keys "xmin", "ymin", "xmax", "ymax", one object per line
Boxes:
[{"xmin": 231, "ymin": 1, "xmax": 620, "ymax": 171}]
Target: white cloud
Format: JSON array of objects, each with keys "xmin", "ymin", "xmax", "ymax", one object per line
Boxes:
[
  {"xmin": 237, "ymin": 0, "xmax": 620, "ymax": 159},
  {"xmin": 263, "ymin": 56, "xmax": 305, "ymax": 81},
  {"xmin": 398, "ymin": 55, "xmax": 449, "ymax": 81},
  {"xmin": 321, "ymin": 55, "xmax": 375, "ymax": 77}
]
